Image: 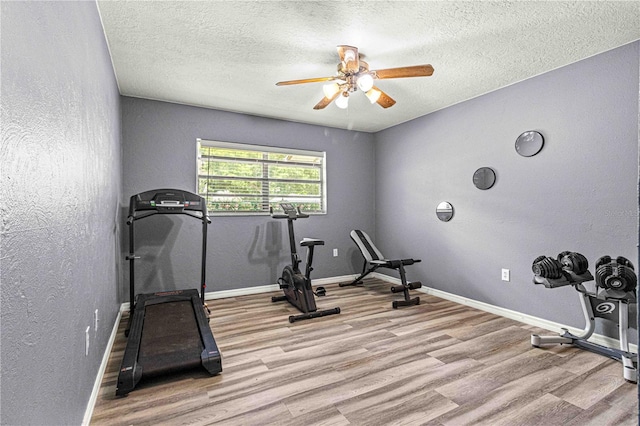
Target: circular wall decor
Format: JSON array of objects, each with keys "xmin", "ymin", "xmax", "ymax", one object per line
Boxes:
[
  {"xmin": 473, "ymin": 167, "xmax": 496, "ymax": 190},
  {"xmin": 515, "ymin": 131, "xmax": 544, "ymax": 157},
  {"xmin": 436, "ymin": 201, "xmax": 454, "ymax": 222}
]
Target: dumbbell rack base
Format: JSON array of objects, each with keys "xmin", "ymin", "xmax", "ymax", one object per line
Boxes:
[{"xmin": 531, "ymin": 285, "xmax": 637, "ymax": 383}]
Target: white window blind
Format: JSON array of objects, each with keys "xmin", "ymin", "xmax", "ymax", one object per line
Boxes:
[{"xmin": 197, "ymin": 139, "xmax": 326, "ymax": 214}]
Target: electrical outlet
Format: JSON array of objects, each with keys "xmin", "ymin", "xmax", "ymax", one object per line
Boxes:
[
  {"xmin": 85, "ymin": 326, "xmax": 90, "ymax": 356},
  {"xmin": 333, "ymin": 248, "xmax": 338, "ymax": 257},
  {"xmin": 94, "ymin": 309, "xmax": 99, "ymax": 332},
  {"xmin": 502, "ymin": 268, "xmax": 510, "ymax": 282}
]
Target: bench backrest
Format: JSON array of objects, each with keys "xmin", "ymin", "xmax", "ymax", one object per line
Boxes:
[{"xmin": 350, "ymin": 230, "xmax": 385, "ymax": 263}]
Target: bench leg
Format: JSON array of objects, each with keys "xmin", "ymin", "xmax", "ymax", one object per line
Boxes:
[
  {"xmin": 391, "ymin": 264, "xmax": 422, "ymax": 308},
  {"xmin": 340, "ymin": 262, "xmax": 378, "ymax": 287}
]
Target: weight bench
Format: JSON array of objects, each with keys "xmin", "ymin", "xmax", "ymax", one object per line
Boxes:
[{"xmin": 340, "ymin": 230, "xmax": 422, "ymax": 308}]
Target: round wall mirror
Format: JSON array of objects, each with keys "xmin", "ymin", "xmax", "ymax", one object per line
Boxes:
[
  {"xmin": 436, "ymin": 201, "xmax": 454, "ymax": 222},
  {"xmin": 473, "ymin": 167, "xmax": 496, "ymax": 190},
  {"xmin": 515, "ymin": 131, "xmax": 544, "ymax": 157}
]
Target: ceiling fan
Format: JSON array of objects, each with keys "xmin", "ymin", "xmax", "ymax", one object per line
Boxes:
[{"xmin": 276, "ymin": 45, "xmax": 434, "ymax": 110}]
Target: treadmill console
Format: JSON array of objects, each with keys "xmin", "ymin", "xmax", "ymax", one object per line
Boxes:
[{"xmin": 130, "ymin": 189, "xmax": 207, "ymax": 216}]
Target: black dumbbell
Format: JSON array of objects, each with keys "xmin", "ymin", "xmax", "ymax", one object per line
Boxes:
[
  {"xmin": 532, "ymin": 256, "xmax": 563, "ymax": 279},
  {"xmin": 557, "ymin": 251, "xmax": 589, "ymax": 274},
  {"xmin": 595, "ymin": 255, "xmax": 636, "ymax": 292}
]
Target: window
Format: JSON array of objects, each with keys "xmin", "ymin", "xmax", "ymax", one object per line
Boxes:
[{"xmin": 197, "ymin": 139, "xmax": 326, "ymax": 214}]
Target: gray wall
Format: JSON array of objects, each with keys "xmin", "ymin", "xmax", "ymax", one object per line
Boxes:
[
  {"xmin": 1, "ymin": 3, "xmax": 637, "ymax": 424},
  {"xmin": 374, "ymin": 41, "xmax": 640, "ymax": 335},
  {"xmin": 120, "ymin": 97, "xmax": 375, "ymax": 298},
  {"xmin": 1, "ymin": 2, "xmax": 122, "ymax": 425}
]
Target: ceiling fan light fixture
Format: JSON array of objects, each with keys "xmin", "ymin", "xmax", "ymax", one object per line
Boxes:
[
  {"xmin": 275, "ymin": 45, "xmax": 434, "ymax": 111},
  {"xmin": 335, "ymin": 92, "xmax": 349, "ymax": 109},
  {"xmin": 365, "ymin": 88, "xmax": 381, "ymax": 104},
  {"xmin": 322, "ymin": 82, "xmax": 340, "ymax": 98},
  {"xmin": 356, "ymin": 74, "xmax": 374, "ymax": 92},
  {"xmin": 343, "ymin": 49, "xmax": 356, "ymax": 64}
]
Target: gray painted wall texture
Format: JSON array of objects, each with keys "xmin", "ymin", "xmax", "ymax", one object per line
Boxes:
[
  {"xmin": 1, "ymin": 2, "xmax": 122, "ymax": 425},
  {"xmin": 374, "ymin": 41, "xmax": 640, "ymax": 337},
  {"xmin": 1, "ymin": 2, "xmax": 638, "ymax": 423},
  {"xmin": 120, "ymin": 97, "xmax": 376, "ymax": 298}
]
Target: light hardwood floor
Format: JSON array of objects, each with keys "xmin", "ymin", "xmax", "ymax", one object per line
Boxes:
[{"xmin": 91, "ymin": 278, "xmax": 638, "ymax": 425}]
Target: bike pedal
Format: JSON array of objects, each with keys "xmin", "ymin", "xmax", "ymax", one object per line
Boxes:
[{"xmin": 277, "ymin": 278, "xmax": 290, "ymax": 289}]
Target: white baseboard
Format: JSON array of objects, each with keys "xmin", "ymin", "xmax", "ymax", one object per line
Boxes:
[
  {"xmin": 83, "ymin": 308, "xmax": 123, "ymax": 426},
  {"xmin": 313, "ymin": 274, "xmax": 359, "ymax": 287},
  {"xmin": 371, "ymin": 272, "xmax": 638, "ymax": 353},
  {"xmin": 86, "ymin": 272, "xmax": 635, "ymax": 423},
  {"xmin": 204, "ymin": 283, "xmax": 280, "ymax": 300},
  {"xmin": 204, "ymin": 276, "xmax": 356, "ymax": 299},
  {"xmin": 118, "ymin": 276, "xmax": 359, "ymax": 309}
]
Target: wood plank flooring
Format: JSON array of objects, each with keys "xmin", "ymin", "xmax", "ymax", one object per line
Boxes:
[{"xmin": 91, "ymin": 278, "xmax": 638, "ymax": 425}]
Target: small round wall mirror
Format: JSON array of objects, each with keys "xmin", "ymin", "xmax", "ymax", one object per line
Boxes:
[
  {"xmin": 515, "ymin": 131, "xmax": 544, "ymax": 157},
  {"xmin": 436, "ymin": 201, "xmax": 454, "ymax": 222},
  {"xmin": 473, "ymin": 167, "xmax": 496, "ymax": 190}
]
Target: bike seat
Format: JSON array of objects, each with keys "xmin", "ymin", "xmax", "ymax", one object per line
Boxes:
[{"xmin": 301, "ymin": 238, "xmax": 324, "ymax": 247}]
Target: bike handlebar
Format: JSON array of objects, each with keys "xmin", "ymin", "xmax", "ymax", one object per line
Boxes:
[{"xmin": 270, "ymin": 204, "xmax": 309, "ymax": 220}]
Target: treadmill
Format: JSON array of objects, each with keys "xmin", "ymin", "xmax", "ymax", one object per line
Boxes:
[{"xmin": 116, "ymin": 189, "xmax": 222, "ymax": 396}]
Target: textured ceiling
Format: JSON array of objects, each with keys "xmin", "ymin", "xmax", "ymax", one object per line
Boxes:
[{"xmin": 97, "ymin": 1, "xmax": 640, "ymax": 133}]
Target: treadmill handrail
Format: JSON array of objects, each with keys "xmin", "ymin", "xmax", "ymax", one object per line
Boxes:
[
  {"xmin": 126, "ymin": 188, "xmax": 211, "ymax": 319},
  {"xmin": 127, "ymin": 210, "xmax": 211, "ymax": 224}
]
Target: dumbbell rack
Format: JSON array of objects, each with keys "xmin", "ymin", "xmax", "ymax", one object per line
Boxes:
[{"xmin": 531, "ymin": 268, "xmax": 637, "ymax": 383}]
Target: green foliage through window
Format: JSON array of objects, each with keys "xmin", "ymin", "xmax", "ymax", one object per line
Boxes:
[{"xmin": 197, "ymin": 140, "xmax": 326, "ymax": 214}]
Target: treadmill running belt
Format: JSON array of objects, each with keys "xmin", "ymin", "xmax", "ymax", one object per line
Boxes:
[{"xmin": 139, "ymin": 300, "xmax": 203, "ymax": 376}]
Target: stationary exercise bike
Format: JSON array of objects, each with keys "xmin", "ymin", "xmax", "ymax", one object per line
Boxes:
[
  {"xmin": 270, "ymin": 203, "xmax": 341, "ymax": 323},
  {"xmin": 531, "ymin": 251, "xmax": 637, "ymax": 382}
]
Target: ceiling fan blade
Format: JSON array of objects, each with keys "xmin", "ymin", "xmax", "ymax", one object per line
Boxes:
[
  {"xmin": 371, "ymin": 86, "xmax": 396, "ymax": 108},
  {"xmin": 337, "ymin": 45, "xmax": 359, "ymax": 73},
  {"xmin": 313, "ymin": 90, "xmax": 341, "ymax": 110},
  {"xmin": 276, "ymin": 76, "xmax": 338, "ymax": 86},
  {"xmin": 373, "ymin": 64, "xmax": 434, "ymax": 80}
]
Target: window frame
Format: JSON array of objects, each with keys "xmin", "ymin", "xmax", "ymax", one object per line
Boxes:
[{"xmin": 196, "ymin": 139, "xmax": 327, "ymax": 216}]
